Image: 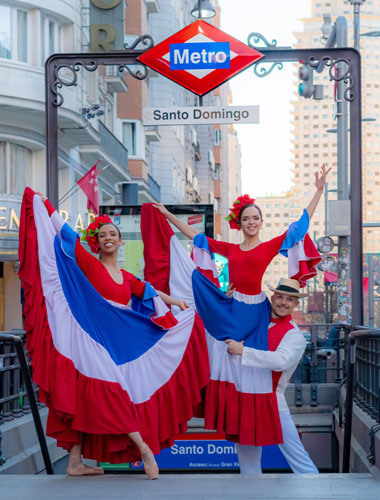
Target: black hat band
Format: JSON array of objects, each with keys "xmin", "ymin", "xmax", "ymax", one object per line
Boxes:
[{"xmin": 276, "ymin": 285, "xmax": 300, "ymax": 294}]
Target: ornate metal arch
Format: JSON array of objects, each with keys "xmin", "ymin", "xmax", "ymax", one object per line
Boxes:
[{"xmin": 45, "ymin": 34, "xmax": 154, "ymax": 208}]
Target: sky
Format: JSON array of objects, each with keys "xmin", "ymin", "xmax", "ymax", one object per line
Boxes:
[{"xmin": 218, "ymin": 0, "xmax": 312, "ymax": 197}]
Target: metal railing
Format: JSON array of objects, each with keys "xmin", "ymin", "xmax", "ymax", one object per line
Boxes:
[
  {"xmin": 0, "ymin": 331, "xmax": 35, "ymax": 423},
  {"xmin": 2, "ymin": 323, "xmax": 379, "ymax": 475},
  {"xmin": 98, "ymin": 121, "xmax": 129, "ymax": 170},
  {"xmin": 0, "ymin": 332, "xmax": 53, "ymax": 474},
  {"xmin": 148, "ymin": 173, "xmax": 161, "ymax": 202},
  {"xmin": 342, "ymin": 328, "xmax": 380, "ymax": 472}
]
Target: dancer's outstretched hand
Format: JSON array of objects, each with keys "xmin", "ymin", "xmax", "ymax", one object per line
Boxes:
[
  {"xmin": 225, "ymin": 339, "xmax": 244, "ymax": 355},
  {"xmin": 153, "ymin": 203, "xmax": 171, "ymax": 218},
  {"xmin": 176, "ymin": 299, "xmax": 189, "ymax": 311},
  {"xmin": 315, "ymin": 164, "xmax": 332, "ymax": 192},
  {"xmin": 225, "ymin": 283, "xmax": 236, "ymax": 297},
  {"xmin": 35, "ymin": 192, "xmax": 47, "ymax": 201}
]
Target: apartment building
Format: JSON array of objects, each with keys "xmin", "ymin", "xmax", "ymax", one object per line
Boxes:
[
  {"xmin": 293, "ymin": 0, "xmax": 380, "ymax": 253},
  {"xmin": 259, "ymin": 0, "xmax": 380, "ymax": 295}
]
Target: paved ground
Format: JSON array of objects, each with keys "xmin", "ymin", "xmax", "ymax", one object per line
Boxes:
[{"xmin": 1, "ymin": 473, "xmax": 380, "ymax": 500}]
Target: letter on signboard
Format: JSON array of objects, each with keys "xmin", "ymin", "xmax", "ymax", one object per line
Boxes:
[
  {"xmin": 90, "ymin": 24, "xmax": 116, "ymax": 52},
  {"xmin": 90, "ymin": 0, "xmax": 121, "ymax": 9}
]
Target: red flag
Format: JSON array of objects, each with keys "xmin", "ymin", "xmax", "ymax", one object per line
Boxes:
[{"xmin": 77, "ymin": 161, "xmax": 101, "ymax": 214}]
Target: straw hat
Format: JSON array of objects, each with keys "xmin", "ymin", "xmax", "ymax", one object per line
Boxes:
[{"xmin": 267, "ymin": 278, "xmax": 309, "ymax": 298}]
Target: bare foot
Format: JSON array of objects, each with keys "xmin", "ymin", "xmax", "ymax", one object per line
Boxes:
[
  {"xmin": 141, "ymin": 444, "xmax": 159, "ymax": 480},
  {"xmin": 67, "ymin": 462, "xmax": 104, "ymax": 476}
]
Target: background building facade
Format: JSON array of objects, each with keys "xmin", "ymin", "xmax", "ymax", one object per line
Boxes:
[{"xmin": 0, "ymin": 0, "xmax": 242, "ymax": 330}]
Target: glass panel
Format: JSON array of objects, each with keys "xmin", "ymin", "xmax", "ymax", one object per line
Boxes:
[
  {"xmin": 0, "ymin": 6, "xmax": 12, "ymax": 59},
  {"xmin": 0, "ymin": 142, "xmax": 6, "ymax": 192},
  {"xmin": 40, "ymin": 16, "xmax": 45, "ymax": 65},
  {"xmin": 17, "ymin": 10, "xmax": 27, "ymax": 62},
  {"xmin": 57, "ymin": 25, "xmax": 61, "ymax": 52},
  {"xmin": 122, "ymin": 122, "xmax": 136, "ymax": 156},
  {"xmin": 49, "ymin": 20, "xmax": 54, "ymax": 56},
  {"xmin": 9, "ymin": 144, "xmax": 32, "ymax": 195}
]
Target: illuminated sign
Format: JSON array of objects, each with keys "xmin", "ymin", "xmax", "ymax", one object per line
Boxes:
[{"xmin": 138, "ymin": 20, "xmax": 263, "ymax": 96}]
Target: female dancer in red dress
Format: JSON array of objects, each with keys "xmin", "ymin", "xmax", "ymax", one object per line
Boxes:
[
  {"xmin": 143, "ymin": 165, "xmax": 329, "ymax": 447},
  {"xmin": 19, "ymin": 189, "xmax": 210, "ymax": 478}
]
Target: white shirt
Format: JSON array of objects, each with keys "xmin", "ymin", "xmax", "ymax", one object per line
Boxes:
[{"xmin": 241, "ymin": 320, "xmax": 306, "ymax": 411}]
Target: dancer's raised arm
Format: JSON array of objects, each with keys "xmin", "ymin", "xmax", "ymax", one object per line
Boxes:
[
  {"xmin": 306, "ymin": 164, "xmax": 331, "ymax": 220},
  {"xmin": 153, "ymin": 203, "xmax": 198, "ymax": 239}
]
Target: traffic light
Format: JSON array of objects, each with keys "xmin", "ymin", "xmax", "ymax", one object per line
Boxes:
[{"xmin": 298, "ymin": 63, "xmax": 314, "ymax": 98}]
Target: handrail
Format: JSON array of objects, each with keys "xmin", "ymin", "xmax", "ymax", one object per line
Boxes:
[
  {"xmin": 0, "ymin": 333, "xmax": 53, "ymax": 474},
  {"xmin": 342, "ymin": 329, "xmax": 380, "ymax": 473}
]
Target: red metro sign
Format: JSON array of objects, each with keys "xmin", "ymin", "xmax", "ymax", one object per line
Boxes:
[{"xmin": 138, "ymin": 20, "xmax": 263, "ymax": 96}]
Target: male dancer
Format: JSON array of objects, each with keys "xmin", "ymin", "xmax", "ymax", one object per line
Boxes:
[{"xmin": 226, "ymin": 278, "xmax": 318, "ymax": 474}]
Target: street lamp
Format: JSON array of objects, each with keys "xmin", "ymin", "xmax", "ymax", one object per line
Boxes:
[{"xmin": 191, "ymin": 0, "xmax": 216, "ymax": 19}]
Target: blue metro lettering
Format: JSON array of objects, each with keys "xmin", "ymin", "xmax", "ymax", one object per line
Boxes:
[{"xmin": 170, "ymin": 42, "xmax": 230, "ymax": 70}]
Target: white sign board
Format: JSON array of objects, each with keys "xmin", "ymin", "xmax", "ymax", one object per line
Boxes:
[{"xmin": 143, "ymin": 106, "xmax": 259, "ymax": 126}]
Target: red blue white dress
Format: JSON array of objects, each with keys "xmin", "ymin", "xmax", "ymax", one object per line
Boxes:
[
  {"xmin": 18, "ymin": 188, "xmax": 210, "ymax": 463},
  {"xmin": 141, "ymin": 204, "xmax": 320, "ymax": 446}
]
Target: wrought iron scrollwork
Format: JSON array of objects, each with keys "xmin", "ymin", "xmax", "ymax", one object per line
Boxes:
[
  {"xmin": 51, "ymin": 34, "xmax": 154, "ymax": 107},
  {"xmin": 52, "ymin": 61, "xmax": 99, "ymax": 107},
  {"xmin": 124, "ymin": 34, "xmax": 154, "ymax": 51},
  {"xmin": 254, "ymin": 61, "xmax": 284, "ymax": 78},
  {"xmin": 118, "ymin": 63, "xmax": 149, "ymax": 80},
  {"xmin": 247, "ymin": 32, "xmax": 278, "ymax": 49},
  {"xmin": 248, "ymin": 32, "xmax": 289, "ymax": 78},
  {"xmin": 308, "ymin": 56, "xmax": 354, "ymax": 101}
]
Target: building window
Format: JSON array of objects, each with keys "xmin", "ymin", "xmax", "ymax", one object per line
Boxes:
[
  {"xmin": 122, "ymin": 122, "xmax": 137, "ymax": 156},
  {"xmin": 0, "ymin": 6, "xmax": 11, "ymax": 59},
  {"xmin": 0, "ymin": 142, "xmax": 32, "ymax": 195},
  {"xmin": 17, "ymin": 10, "xmax": 28, "ymax": 62},
  {"xmin": 214, "ymin": 128, "xmax": 221, "ymax": 145},
  {"xmin": 0, "ymin": 6, "xmax": 28, "ymax": 62},
  {"xmin": 40, "ymin": 16, "xmax": 62, "ymax": 65}
]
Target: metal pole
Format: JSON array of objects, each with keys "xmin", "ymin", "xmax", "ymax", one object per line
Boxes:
[
  {"xmin": 336, "ymin": 17, "xmax": 349, "ymax": 201},
  {"xmin": 350, "ymin": 0, "xmax": 366, "ymax": 50},
  {"xmin": 369, "ymin": 254, "xmax": 374, "ymax": 327},
  {"xmin": 324, "ymin": 182, "xmax": 328, "ymax": 235},
  {"xmin": 45, "ymin": 57, "xmax": 59, "ymax": 208},
  {"xmin": 342, "ymin": 334, "xmax": 356, "ymax": 472},
  {"xmin": 335, "ymin": 17, "xmax": 351, "ymax": 324},
  {"xmin": 349, "ymin": 49, "xmax": 363, "ymax": 326}
]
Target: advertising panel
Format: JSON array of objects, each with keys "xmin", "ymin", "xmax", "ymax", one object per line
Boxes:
[
  {"xmin": 100, "ymin": 204, "xmax": 214, "ymax": 278},
  {"xmin": 101, "ymin": 433, "xmax": 290, "ymax": 472}
]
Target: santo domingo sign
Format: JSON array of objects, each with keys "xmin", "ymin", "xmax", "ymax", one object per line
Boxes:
[
  {"xmin": 143, "ymin": 105, "xmax": 259, "ymax": 125},
  {"xmin": 138, "ymin": 20, "xmax": 263, "ymax": 96}
]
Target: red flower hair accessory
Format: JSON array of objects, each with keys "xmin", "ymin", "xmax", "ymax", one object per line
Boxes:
[
  {"xmin": 80, "ymin": 215, "xmax": 113, "ymax": 254},
  {"xmin": 224, "ymin": 194, "xmax": 256, "ymax": 230}
]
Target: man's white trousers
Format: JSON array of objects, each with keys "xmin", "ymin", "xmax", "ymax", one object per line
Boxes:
[{"xmin": 236, "ymin": 411, "xmax": 319, "ymax": 474}]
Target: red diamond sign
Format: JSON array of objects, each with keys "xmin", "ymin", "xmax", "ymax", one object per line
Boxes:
[{"xmin": 138, "ymin": 20, "xmax": 263, "ymax": 96}]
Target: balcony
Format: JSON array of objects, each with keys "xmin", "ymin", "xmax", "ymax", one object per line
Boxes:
[
  {"xmin": 145, "ymin": 0, "xmax": 160, "ymax": 13},
  {"xmin": 99, "ymin": 121, "xmax": 128, "ymax": 170},
  {"xmin": 145, "ymin": 125, "xmax": 161, "ymax": 143},
  {"xmin": 79, "ymin": 121, "xmax": 130, "ymax": 184},
  {"xmin": 148, "ymin": 174, "xmax": 161, "ymax": 201},
  {"xmin": 102, "ymin": 66, "xmax": 128, "ymax": 94}
]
